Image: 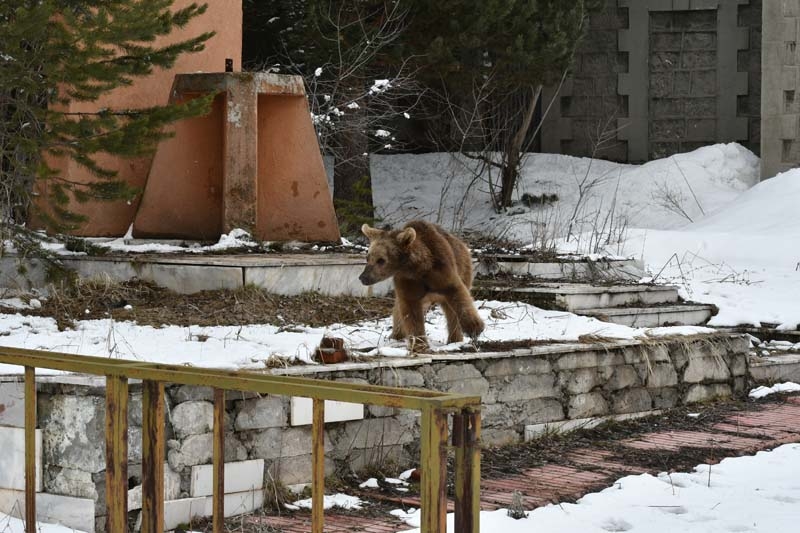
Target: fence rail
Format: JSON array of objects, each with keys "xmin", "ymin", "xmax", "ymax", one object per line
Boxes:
[{"xmin": 0, "ymin": 346, "xmax": 481, "ymax": 533}]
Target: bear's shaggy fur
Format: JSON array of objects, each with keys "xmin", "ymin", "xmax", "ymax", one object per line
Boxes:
[{"xmin": 359, "ymin": 220, "xmax": 485, "ymax": 350}]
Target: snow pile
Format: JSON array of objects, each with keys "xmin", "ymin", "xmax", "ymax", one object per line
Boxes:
[
  {"xmin": 0, "ymin": 300, "xmax": 714, "ymax": 374},
  {"xmin": 609, "ymin": 169, "xmax": 800, "ymax": 329},
  {"xmin": 287, "ymin": 493, "xmax": 363, "ymax": 511},
  {"xmin": 371, "ymin": 143, "xmax": 759, "ymax": 239},
  {"xmin": 749, "ymin": 382, "xmax": 800, "ymax": 399},
  {"xmin": 86, "ymin": 228, "xmax": 258, "ymax": 254},
  {"xmin": 396, "ymin": 444, "xmax": 800, "ymax": 533}
]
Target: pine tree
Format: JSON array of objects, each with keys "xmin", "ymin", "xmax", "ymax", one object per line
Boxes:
[{"xmin": 0, "ymin": 0, "xmax": 214, "ymax": 254}]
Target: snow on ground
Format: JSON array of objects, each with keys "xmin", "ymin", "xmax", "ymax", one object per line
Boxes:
[
  {"xmin": 0, "ymin": 512, "xmax": 86, "ymax": 533},
  {"xmin": 372, "ymin": 143, "xmax": 799, "ymax": 330},
  {"xmin": 749, "ymin": 382, "xmax": 800, "ymax": 399},
  {"xmin": 371, "ymin": 143, "xmax": 759, "ymax": 239},
  {"xmin": 0, "ymin": 300, "xmax": 713, "ymax": 374},
  {"xmin": 287, "ymin": 493, "xmax": 363, "ymax": 511},
  {"xmin": 394, "ymin": 443, "xmax": 800, "ymax": 533},
  {"xmin": 603, "ymin": 169, "xmax": 800, "ymax": 329}
]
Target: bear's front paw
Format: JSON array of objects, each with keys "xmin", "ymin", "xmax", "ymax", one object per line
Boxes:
[
  {"xmin": 407, "ymin": 335, "xmax": 429, "ymax": 354},
  {"xmin": 461, "ymin": 313, "xmax": 485, "ymax": 339},
  {"xmin": 390, "ymin": 328, "xmax": 406, "ymax": 341}
]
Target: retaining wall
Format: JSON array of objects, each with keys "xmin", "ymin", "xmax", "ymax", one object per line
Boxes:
[{"xmin": 0, "ymin": 333, "xmax": 749, "ymax": 531}]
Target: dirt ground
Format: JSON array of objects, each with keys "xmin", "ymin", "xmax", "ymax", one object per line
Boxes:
[{"xmin": 20, "ymin": 279, "xmax": 395, "ymax": 331}]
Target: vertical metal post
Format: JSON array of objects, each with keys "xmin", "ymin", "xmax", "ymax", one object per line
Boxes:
[
  {"xmin": 454, "ymin": 409, "xmax": 481, "ymax": 533},
  {"xmin": 24, "ymin": 367, "xmax": 36, "ymax": 533},
  {"xmin": 420, "ymin": 406, "xmax": 448, "ymax": 533},
  {"xmin": 212, "ymin": 388, "xmax": 226, "ymax": 533},
  {"xmin": 311, "ymin": 399, "xmax": 325, "ymax": 533},
  {"xmin": 105, "ymin": 375, "xmax": 129, "ymax": 533},
  {"xmin": 141, "ymin": 381, "xmax": 165, "ymax": 533}
]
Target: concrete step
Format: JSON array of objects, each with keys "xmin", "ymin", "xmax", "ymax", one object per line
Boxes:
[
  {"xmin": 574, "ymin": 304, "xmax": 717, "ymax": 328},
  {"xmin": 475, "ymin": 255, "xmax": 646, "ymax": 282},
  {"xmin": 475, "ymin": 282, "xmax": 680, "ymax": 311},
  {"xmin": 749, "ymin": 353, "xmax": 800, "ymax": 384}
]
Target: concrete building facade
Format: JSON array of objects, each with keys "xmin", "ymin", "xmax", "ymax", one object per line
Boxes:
[{"xmin": 542, "ymin": 0, "xmax": 796, "ymax": 181}]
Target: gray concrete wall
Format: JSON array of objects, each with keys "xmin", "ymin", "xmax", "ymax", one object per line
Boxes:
[
  {"xmin": 541, "ymin": 2, "xmax": 629, "ymax": 162},
  {"xmin": 761, "ymin": 0, "xmax": 800, "ymax": 179},
  {"xmin": 542, "ymin": 1, "xmax": 756, "ymax": 163},
  {"xmin": 739, "ymin": 0, "xmax": 763, "ymax": 156}
]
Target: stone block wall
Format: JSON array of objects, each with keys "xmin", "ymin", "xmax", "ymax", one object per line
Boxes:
[
  {"xmin": 0, "ymin": 333, "xmax": 749, "ymax": 532},
  {"xmin": 541, "ymin": 1, "xmax": 758, "ymax": 163},
  {"xmin": 541, "ymin": 2, "xmax": 629, "ymax": 162},
  {"xmin": 739, "ymin": 0, "xmax": 763, "ymax": 156}
]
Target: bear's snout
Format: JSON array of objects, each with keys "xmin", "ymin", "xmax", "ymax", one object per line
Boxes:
[{"xmin": 359, "ymin": 268, "xmax": 375, "ymax": 286}]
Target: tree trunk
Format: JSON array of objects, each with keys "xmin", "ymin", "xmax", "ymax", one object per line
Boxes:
[{"xmin": 499, "ymin": 85, "xmax": 542, "ymax": 208}]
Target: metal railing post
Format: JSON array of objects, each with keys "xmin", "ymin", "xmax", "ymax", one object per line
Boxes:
[
  {"xmin": 105, "ymin": 375, "xmax": 129, "ymax": 532},
  {"xmin": 454, "ymin": 409, "xmax": 481, "ymax": 533},
  {"xmin": 312, "ymin": 398, "xmax": 325, "ymax": 533},
  {"xmin": 141, "ymin": 381, "xmax": 165, "ymax": 533},
  {"xmin": 420, "ymin": 406, "xmax": 448, "ymax": 533},
  {"xmin": 0, "ymin": 348, "xmax": 483, "ymax": 533},
  {"xmin": 212, "ymin": 388, "xmax": 226, "ymax": 533},
  {"xmin": 24, "ymin": 367, "xmax": 36, "ymax": 533}
]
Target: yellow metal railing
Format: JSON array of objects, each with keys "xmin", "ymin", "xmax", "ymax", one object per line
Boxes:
[{"xmin": 0, "ymin": 347, "xmax": 482, "ymax": 533}]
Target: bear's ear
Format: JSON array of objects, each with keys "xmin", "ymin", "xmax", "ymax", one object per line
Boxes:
[
  {"xmin": 396, "ymin": 227, "xmax": 416, "ymax": 247},
  {"xmin": 361, "ymin": 224, "xmax": 383, "ymax": 240}
]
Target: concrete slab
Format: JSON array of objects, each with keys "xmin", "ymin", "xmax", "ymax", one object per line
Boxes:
[
  {"xmin": 476, "ymin": 282, "xmax": 679, "ymax": 310},
  {"xmin": 0, "ymin": 427, "xmax": 42, "ymax": 491},
  {"xmin": 750, "ymin": 353, "xmax": 800, "ymax": 384},
  {"xmin": 163, "ymin": 496, "xmax": 207, "ymax": 531},
  {"xmin": 190, "ymin": 459, "xmax": 264, "ymax": 497},
  {"xmin": 476, "ymin": 257, "xmax": 646, "ymax": 281},
  {"xmin": 0, "ymin": 489, "xmax": 94, "ymax": 533},
  {"xmin": 575, "ymin": 304, "xmax": 716, "ymax": 328},
  {"xmin": 0, "ymin": 381, "xmax": 25, "ymax": 427},
  {"xmin": 290, "ymin": 397, "xmax": 364, "ymax": 426},
  {"xmin": 201, "ymin": 488, "xmax": 265, "ymax": 518},
  {"xmin": 524, "ymin": 410, "xmax": 663, "ymax": 440},
  {"xmin": 244, "ymin": 262, "xmax": 392, "ymax": 296}
]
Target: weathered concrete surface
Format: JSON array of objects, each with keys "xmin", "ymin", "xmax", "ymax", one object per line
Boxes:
[
  {"xmin": 762, "ymin": 0, "xmax": 800, "ymax": 178},
  {"xmin": 133, "ymin": 73, "xmax": 340, "ymax": 243},
  {"xmin": 13, "ymin": 332, "xmax": 749, "ymax": 529}
]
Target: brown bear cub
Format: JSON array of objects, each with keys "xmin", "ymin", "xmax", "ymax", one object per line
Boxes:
[{"xmin": 359, "ymin": 220, "xmax": 485, "ymax": 351}]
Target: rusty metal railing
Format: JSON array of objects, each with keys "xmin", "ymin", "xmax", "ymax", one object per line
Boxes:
[{"xmin": 0, "ymin": 347, "xmax": 481, "ymax": 533}]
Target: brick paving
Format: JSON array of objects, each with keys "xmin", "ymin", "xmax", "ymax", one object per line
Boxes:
[{"xmin": 247, "ymin": 398, "xmax": 800, "ymax": 532}]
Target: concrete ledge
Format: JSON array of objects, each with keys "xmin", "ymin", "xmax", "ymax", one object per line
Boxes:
[
  {"xmin": 525, "ymin": 409, "xmax": 663, "ymax": 441},
  {"xmin": 750, "ymin": 353, "xmax": 800, "ymax": 384}
]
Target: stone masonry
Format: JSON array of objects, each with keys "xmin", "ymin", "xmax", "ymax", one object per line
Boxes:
[{"xmin": 1, "ymin": 333, "xmax": 751, "ymax": 531}]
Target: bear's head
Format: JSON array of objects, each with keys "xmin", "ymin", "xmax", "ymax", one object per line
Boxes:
[{"xmin": 358, "ymin": 223, "xmax": 416, "ymax": 285}]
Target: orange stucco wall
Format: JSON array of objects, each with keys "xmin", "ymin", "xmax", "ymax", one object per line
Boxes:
[
  {"xmin": 131, "ymin": 94, "xmax": 225, "ymax": 240},
  {"xmin": 33, "ymin": 0, "xmax": 242, "ymax": 237},
  {"xmin": 256, "ymin": 95, "xmax": 340, "ymax": 242}
]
